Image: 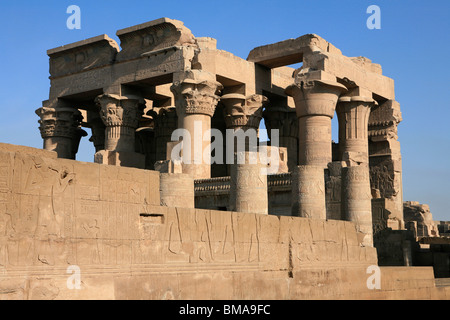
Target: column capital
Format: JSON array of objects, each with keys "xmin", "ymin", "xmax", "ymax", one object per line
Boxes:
[
  {"xmin": 171, "ymin": 70, "xmax": 223, "ymax": 117},
  {"xmin": 35, "ymin": 105, "xmax": 81, "ymax": 139},
  {"xmin": 285, "ymin": 71, "xmax": 347, "ymax": 118},
  {"xmin": 336, "ymin": 96, "xmax": 377, "ymax": 165},
  {"xmin": 221, "ymin": 93, "xmax": 268, "ymax": 129},
  {"xmin": 95, "ymin": 94, "xmax": 145, "ymax": 128}
]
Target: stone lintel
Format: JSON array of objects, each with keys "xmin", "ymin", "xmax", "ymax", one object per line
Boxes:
[
  {"xmin": 48, "ymin": 46, "xmax": 190, "ymax": 99},
  {"xmin": 247, "ymin": 34, "xmax": 342, "ymax": 68},
  {"xmin": 304, "ymin": 51, "xmax": 395, "ymax": 100},
  {"xmin": 116, "ymin": 17, "xmax": 196, "ymax": 62},
  {"xmin": 116, "ymin": 17, "xmax": 187, "ymax": 37},
  {"xmin": 47, "ymin": 35, "xmax": 120, "ymax": 79},
  {"xmin": 47, "ymin": 34, "xmax": 120, "ymax": 56}
]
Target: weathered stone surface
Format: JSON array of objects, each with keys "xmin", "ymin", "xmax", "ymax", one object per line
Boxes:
[
  {"xmin": 342, "ymin": 165, "xmax": 373, "ymax": 247},
  {"xmin": 247, "ymin": 34, "xmax": 342, "ymax": 68},
  {"xmin": 23, "ymin": 17, "xmax": 449, "ymax": 300},
  {"xmin": 291, "ymin": 165, "xmax": 326, "ymax": 219},
  {"xmin": 286, "ymin": 70, "xmax": 347, "ymax": 168},
  {"xmin": 116, "ymin": 18, "xmax": 196, "ymax": 62},
  {"xmin": 48, "ymin": 34, "xmax": 119, "ymax": 78},
  {"xmin": 0, "ymin": 144, "xmax": 447, "ymax": 300},
  {"xmin": 404, "ymin": 202, "xmax": 440, "ymax": 238},
  {"xmin": 229, "ymin": 152, "xmax": 268, "ymax": 215}
]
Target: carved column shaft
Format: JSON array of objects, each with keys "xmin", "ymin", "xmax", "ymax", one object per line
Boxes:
[
  {"xmin": 286, "ymin": 72, "xmax": 347, "ymax": 221},
  {"xmin": 342, "ymin": 165, "xmax": 373, "ymax": 247},
  {"xmin": 291, "ymin": 165, "xmax": 326, "ymax": 219},
  {"xmin": 229, "ymin": 151, "xmax": 268, "ymax": 215},
  {"xmin": 286, "ymin": 76, "xmax": 347, "ymax": 168},
  {"xmin": 298, "ymin": 115, "xmax": 332, "ymax": 167},
  {"xmin": 171, "ymin": 70, "xmax": 223, "ymax": 179}
]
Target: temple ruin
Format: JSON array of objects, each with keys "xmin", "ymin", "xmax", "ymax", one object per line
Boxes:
[{"xmin": 0, "ymin": 18, "xmax": 449, "ymax": 299}]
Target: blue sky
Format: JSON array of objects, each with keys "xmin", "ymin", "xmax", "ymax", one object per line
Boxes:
[{"xmin": 0, "ymin": 1, "xmax": 449, "ymax": 220}]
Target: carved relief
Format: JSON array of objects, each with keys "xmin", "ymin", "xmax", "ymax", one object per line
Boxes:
[
  {"xmin": 35, "ymin": 107, "xmax": 82, "ymax": 139},
  {"xmin": 96, "ymin": 94, "xmax": 145, "ymax": 128},
  {"xmin": 369, "ymin": 160, "xmax": 396, "ymax": 199},
  {"xmin": 171, "ymin": 75, "xmax": 223, "ymax": 117},
  {"xmin": 48, "ymin": 35, "xmax": 119, "ymax": 78},
  {"xmin": 116, "ymin": 18, "xmax": 196, "ymax": 61},
  {"xmin": 222, "ymin": 94, "xmax": 269, "ymax": 129},
  {"xmin": 369, "ymin": 100, "xmax": 402, "ymax": 141}
]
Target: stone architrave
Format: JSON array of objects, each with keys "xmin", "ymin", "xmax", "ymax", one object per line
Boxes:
[
  {"xmin": 35, "ymin": 102, "xmax": 86, "ymax": 160},
  {"xmin": 171, "ymin": 70, "xmax": 223, "ymax": 179},
  {"xmin": 285, "ymin": 70, "xmax": 347, "ymax": 168}
]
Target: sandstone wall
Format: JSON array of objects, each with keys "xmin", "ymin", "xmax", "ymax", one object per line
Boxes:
[{"xmin": 0, "ymin": 144, "xmax": 448, "ymax": 300}]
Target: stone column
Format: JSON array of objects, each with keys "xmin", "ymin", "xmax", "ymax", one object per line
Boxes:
[
  {"xmin": 263, "ymin": 104, "xmax": 298, "ymax": 171},
  {"xmin": 152, "ymin": 106, "xmax": 178, "ymax": 162},
  {"xmin": 171, "ymin": 70, "xmax": 223, "ymax": 179},
  {"xmin": 342, "ymin": 165, "xmax": 373, "ymax": 247},
  {"xmin": 286, "ymin": 71, "xmax": 346, "ymax": 220},
  {"xmin": 291, "ymin": 165, "xmax": 326, "ymax": 219},
  {"xmin": 336, "ymin": 95, "xmax": 375, "ymax": 247},
  {"xmin": 85, "ymin": 111, "xmax": 106, "ymax": 153},
  {"xmin": 96, "ymin": 94, "xmax": 145, "ymax": 152},
  {"xmin": 336, "ymin": 96, "xmax": 375, "ymax": 164},
  {"xmin": 35, "ymin": 102, "xmax": 86, "ymax": 159},
  {"xmin": 94, "ymin": 94, "xmax": 146, "ymax": 168},
  {"xmin": 229, "ymin": 151, "xmax": 268, "ymax": 215},
  {"xmin": 285, "ymin": 71, "xmax": 347, "ymax": 168}
]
